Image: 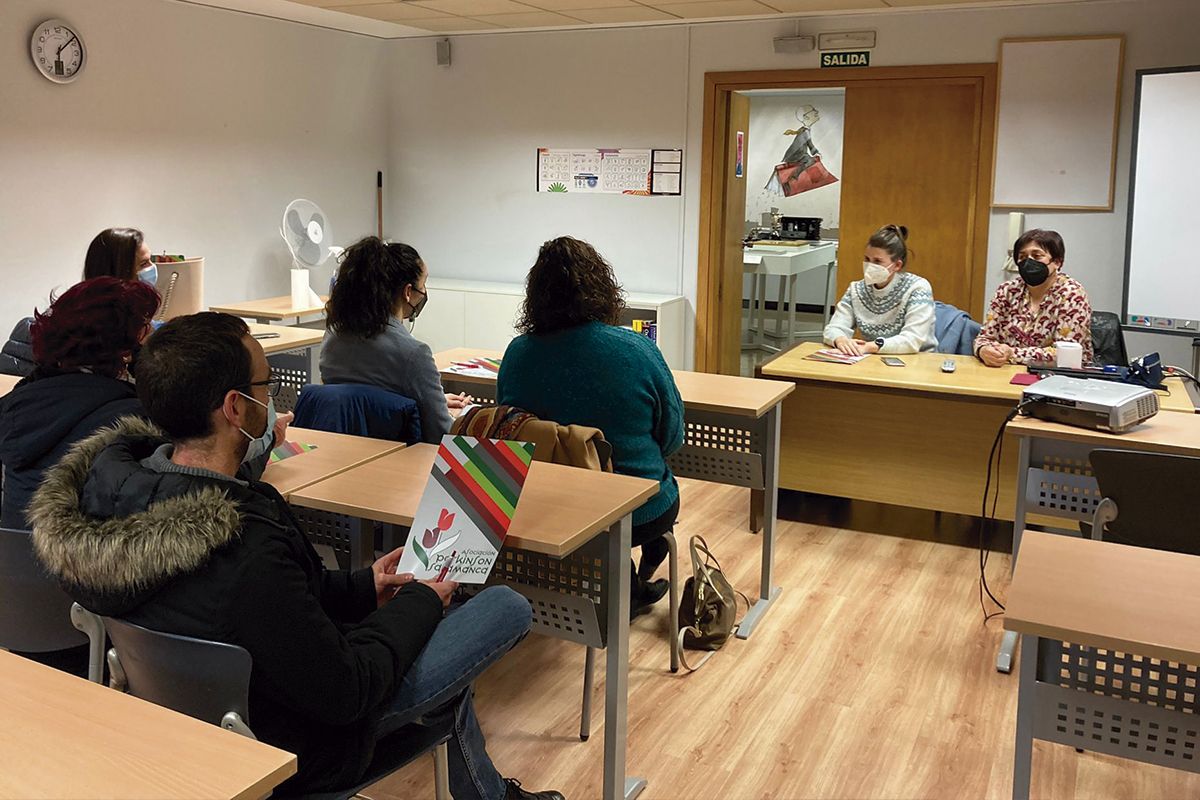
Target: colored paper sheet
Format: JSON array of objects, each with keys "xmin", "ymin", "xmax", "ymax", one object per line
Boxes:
[{"xmin": 269, "ymin": 441, "xmax": 318, "ymax": 463}]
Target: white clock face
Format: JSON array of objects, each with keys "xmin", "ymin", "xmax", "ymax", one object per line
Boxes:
[{"xmin": 31, "ymin": 19, "xmax": 85, "ymax": 84}]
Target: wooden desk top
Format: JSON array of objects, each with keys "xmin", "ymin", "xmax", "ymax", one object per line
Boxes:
[
  {"xmin": 434, "ymin": 349, "xmax": 794, "ymax": 419},
  {"xmin": 0, "ymin": 650, "xmax": 295, "ymax": 800},
  {"xmin": 1006, "ymin": 409, "xmax": 1200, "ymax": 456},
  {"xmin": 248, "ymin": 323, "xmax": 324, "ymax": 355},
  {"xmin": 0, "ymin": 373, "xmax": 19, "ymax": 400},
  {"xmin": 290, "ymin": 444, "xmax": 658, "ymax": 557},
  {"xmin": 1005, "ymin": 532, "xmax": 1200, "ymax": 665},
  {"xmin": 211, "ymin": 295, "xmax": 328, "ymax": 320},
  {"xmin": 762, "ymin": 342, "xmax": 1196, "ymax": 412},
  {"xmin": 262, "ymin": 427, "xmax": 405, "ymax": 499}
]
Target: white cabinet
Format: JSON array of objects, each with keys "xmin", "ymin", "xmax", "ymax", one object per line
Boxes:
[{"xmin": 420, "ymin": 277, "xmax": 687, "ymax": 368}]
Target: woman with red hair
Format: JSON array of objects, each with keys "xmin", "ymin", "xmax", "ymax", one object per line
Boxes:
[{"xmin": 0, "ymin": 277, "xmax": 160, "ymax": 531}]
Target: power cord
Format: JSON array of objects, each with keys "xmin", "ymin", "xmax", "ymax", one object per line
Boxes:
[{"xmin": 978, "ymin": 399, "xmax": 1040, "ymax": 624}]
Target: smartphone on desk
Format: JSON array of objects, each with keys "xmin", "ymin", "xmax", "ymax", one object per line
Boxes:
[{"xmin": 881, "ymin": 357, "xmax": 906, "ymax": 367}]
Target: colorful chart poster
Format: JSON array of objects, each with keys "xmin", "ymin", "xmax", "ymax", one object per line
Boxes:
[
  {"xmin": 396, "ymin": 435, "xmax": 537, "ymax": 584},
  {"xmin": 538, "ymin": 148, "xmax": 674, "ymax": 195}
]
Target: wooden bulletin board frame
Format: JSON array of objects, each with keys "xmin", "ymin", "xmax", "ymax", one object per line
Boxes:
[{"xmin": 991, "ymin": 35, "xmax": 1124, "ymax": 211}]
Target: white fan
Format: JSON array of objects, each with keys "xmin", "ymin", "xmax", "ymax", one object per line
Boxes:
[{"xmin": 280, "ymin": 199, "xmax": 337, "ymax": 307}]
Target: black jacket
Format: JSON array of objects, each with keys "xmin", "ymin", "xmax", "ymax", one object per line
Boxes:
[
  {"xmin": 0, "ymin": 371, "xmax": 144, "ymax": 530},
  {"xmin": 29, "ymin": 417, "xmax": 444, "ymax": 793},
  {"xmin": 1, "ymin": 317, "xmax": 35, "ymax": 377}
]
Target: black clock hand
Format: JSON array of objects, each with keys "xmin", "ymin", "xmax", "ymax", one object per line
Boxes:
[{"xmin": 56, "ymin": 33, "xmax": 78, "ymax": 57}]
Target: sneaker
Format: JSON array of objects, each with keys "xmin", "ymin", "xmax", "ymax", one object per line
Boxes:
[
  {"xmin": 503, "ymin": 777, "xmax": 565, "ymax": 800},
  {"xmin": 630, "ymin": 578, "xmax": 670, "ymax": 620}
]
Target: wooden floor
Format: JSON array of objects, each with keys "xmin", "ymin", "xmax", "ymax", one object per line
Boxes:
[{"xmin": 364, "ymin": 479, "xmax": 1200, "ymax": 799}]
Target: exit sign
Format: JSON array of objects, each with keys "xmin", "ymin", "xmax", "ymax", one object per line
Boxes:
[{"xmin": 821, "ymin": 51, "xmax": 870, "ymax": 68}]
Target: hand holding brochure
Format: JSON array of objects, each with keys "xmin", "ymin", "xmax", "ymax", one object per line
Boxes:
[
  {"xmin": 804, "ymin": 348, "xmax": 868, "ymax": 365},
  {"xmin": 396, "ymin": 434, "xmax": 536, "ymax": 583}
]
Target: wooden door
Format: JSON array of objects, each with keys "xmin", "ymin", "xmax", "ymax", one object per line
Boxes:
[
  {"xmin": 716, "ymin": 92, "xmax": 751, "ymax": 375},
  {"xmin": 839, "ymin": 79, "xmax": 988, "ymax": 318}
]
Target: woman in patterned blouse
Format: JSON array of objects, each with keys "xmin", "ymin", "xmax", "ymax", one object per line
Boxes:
[{"xmin": 974, "ymin": 229, "xmax": 1093, "ymax": 367}]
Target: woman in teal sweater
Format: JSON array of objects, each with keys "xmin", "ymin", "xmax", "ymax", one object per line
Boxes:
[{"xmin": 498, "ymin": 237, "xmax": 684, "ymax": 619}]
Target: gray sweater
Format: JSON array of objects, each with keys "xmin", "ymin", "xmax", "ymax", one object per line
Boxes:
[{"xmin": 319, "ymin": 319, "xmax": 451, "ymax": 444}]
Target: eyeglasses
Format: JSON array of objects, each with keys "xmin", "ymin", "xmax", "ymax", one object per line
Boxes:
[{"xmin": 234, "ymin": 376, "xmax": 283, "ymax": 398}]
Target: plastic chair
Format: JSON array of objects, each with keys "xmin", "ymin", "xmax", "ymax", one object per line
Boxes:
[
  {"xmin": 0, "ymin": 527, "xmax": 104, "ymax": 682},
  {"xmin": 294, "ymin": 383, "xmax": 422, "ymax": 445},
  {"xmin": 102, "ymin": 616, "xmax": 449, "ymax": 800},
  {"xmin": 1091, "ymin": 311, "xmax": 1129, "ymax": 368},
  {"xmin": 1089, "ymin": 449, "xmax": 1200, "ymax": 555}
]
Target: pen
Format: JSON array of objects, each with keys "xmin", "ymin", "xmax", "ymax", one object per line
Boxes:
[{"xmin": 436, "ymin": 551, "xmax": 457, "ymax": 582}]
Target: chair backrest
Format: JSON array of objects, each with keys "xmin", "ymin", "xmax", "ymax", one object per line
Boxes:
[
  {"xmin": 1091, "ymin": 311, "xmax": 1128, "ymax": 367},
  {"xmin": 294, "ymin": 383, "xmax": 422, "ymax": 445},
  {"xmin": 0, "ymin": 527, "xmax": 87, "ymax": 653},
  {"xmin": 1090, "ymin": 448, "xmax": 1200, "ymax": 555},
  {"xmin": 102, "ymin": 616, "xmax": 254, "ymax": 734}
]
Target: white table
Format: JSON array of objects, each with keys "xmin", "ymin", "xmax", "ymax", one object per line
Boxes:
[{"xmin": 743, "ymin": 241, "xmax": 838, "ymax": 353}]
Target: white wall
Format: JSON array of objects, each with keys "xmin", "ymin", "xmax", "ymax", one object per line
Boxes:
[
  {"xmin": 389, "ymin": 0, "xmax": 1200, "ymax": 368},
  {"xmin": 0, "ymin": 0, "xmax": 390, "ymax": 330},
  {"xmin": 745, "ymin": 91, "xmax": 845, "ymax": 231}
]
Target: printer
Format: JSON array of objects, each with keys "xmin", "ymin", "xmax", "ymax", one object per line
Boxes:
[{"xmin": 1020, "ymin": 375, "xmax": 1159, "ymax": 433}]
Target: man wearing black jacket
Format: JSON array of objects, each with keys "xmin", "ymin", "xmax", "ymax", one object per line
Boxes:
[{"xmin": 30, "ymin": 312, "xmax": 561, "ymax": 799}]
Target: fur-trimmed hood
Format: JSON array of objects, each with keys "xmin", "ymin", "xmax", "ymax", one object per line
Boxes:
[{"xmin": 29, "ymin": 416, "xmax": 270, "ymax": 616}]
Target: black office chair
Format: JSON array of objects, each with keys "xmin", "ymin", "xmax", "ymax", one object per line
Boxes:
[
  {"xmin": 102, "ymin": 616, "xmax": 451, "ymax": 800},
  {"xmin": 1089, "ymin": 448, "xmax": 1200, "ymax": 555},
  {"xmin": 1091, "ymin": 311, "xmax": 1128, "ymax": 368},
  {"xmin": 0, "ymin": 527, "xmax": 105, "ymax": 682}
]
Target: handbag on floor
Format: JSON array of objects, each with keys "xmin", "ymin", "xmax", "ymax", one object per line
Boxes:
[{"xmin": 677, "ymin": 536, "xmax": 749, "ymax": 671}]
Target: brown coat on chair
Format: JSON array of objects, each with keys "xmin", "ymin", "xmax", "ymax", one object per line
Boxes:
[{"xmin": 450, "ymin": 405, "xmax": 611, "ymax": 472}]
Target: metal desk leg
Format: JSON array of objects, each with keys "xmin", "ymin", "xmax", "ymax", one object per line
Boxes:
[
  {"xmin": 754, "ymin": 275, "xmax": 766, "ymax": 350},
  {"xmin": 306, "ymin": 344, "xmax": 320, "ymax": 387},
  {"xmin": 603, "ymin": 515, "xmax": 644, "ymax": 800},
  {"xmin": 1011, "ymin": 633, "xmax": 1037, "ymax": 800},
  {"xmin": 350, "ymin": 518, "xmax": 374, "ymax": 569},
  {"xmin": 738, "ymin": 405, "xmax": 782, "ymax": 639},
  {"xmin": 821, "ymin": 262, "xmax": 835, "ymax": 331},
  {"xmin": 997, "ymin": 435, "xmax": 1031, "ymax": 673},
  {"xmin": 787, "ymin": 273, "xmax": 798, "ymax": 348}
]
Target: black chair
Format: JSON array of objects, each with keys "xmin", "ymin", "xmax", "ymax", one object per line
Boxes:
[
  {"xmin": 1091, "ymin": 311, "xmax": 1128, "ymax": 368},
  {"xmin": 1089, "ymin": 449, "xmax": 1200, "ymax": 555},
  {"xmin": 102, "ymin": 616, "xmax": 450, "ymax": 800},
  {"xmin": 0, "ymin": 527, "xmax": 104, "ymax": 682}
]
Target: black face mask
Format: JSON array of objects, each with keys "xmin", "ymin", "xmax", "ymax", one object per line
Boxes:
[
  {"xmin": 407, "ymin": 286, "xmax": 428, "ymax": 321},
  {"xmin": 1018, "ymin": 257, "xmax": 1051, "ymax": 287}
]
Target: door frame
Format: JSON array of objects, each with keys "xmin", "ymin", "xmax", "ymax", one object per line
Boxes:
[{"xmin": 695, "ymin": 64, "xmax": 998, "ymax": 374}]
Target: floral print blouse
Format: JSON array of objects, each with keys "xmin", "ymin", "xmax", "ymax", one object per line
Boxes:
[{"xmin": 974, "ymin": 274, "xmax": 1093, "ymax": 366}]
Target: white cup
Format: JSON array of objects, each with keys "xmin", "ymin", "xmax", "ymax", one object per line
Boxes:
[{"xmin": 1055, "ymin": 340, "xmax": 1083, "ymax": 369}]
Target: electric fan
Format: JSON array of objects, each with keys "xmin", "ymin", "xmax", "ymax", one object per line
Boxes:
[{"xmin": 280, "ymin": 199, "xmax": 334, "ymax": 307}]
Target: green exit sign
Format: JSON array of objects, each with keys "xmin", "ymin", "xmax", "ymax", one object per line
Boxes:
[{"xmin": 821, "ymin": 51, "xmax": 871, "ymax": 68}]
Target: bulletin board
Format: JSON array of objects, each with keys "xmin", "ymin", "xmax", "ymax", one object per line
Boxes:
[
  {"xmin": 991, "ymin": 36, "xmax": 1124, "ymax": 210},
  {"xmin": 536, "ymin": 148, "xmax": 683, "ymax": 195}
]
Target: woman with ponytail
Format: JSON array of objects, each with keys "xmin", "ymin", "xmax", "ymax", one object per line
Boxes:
[{"xmin": 823, "ymin": 224, "xmax": 937, "ymax": 356}]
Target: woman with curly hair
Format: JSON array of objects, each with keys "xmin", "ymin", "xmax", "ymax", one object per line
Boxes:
[
  {"xmin": 498, "ymin": 237, "xmax": 685, "ymax": 619},
  {"xmin": 0, "ymin": 276, "xmax": 160, "ymax": 530},
  {"xmin": 319, "ymin": 237, "xmax": 468, "ymax": 444}
]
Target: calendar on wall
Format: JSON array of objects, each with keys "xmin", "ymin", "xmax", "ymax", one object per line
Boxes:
[{"xmin": 536, "ymin": 148, "xmax": 682, "ymax": 196}]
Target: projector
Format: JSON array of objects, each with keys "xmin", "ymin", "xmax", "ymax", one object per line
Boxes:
[{"xmin": 1020, "ymin": 375, "xmax": 1159, "ymax": 433}]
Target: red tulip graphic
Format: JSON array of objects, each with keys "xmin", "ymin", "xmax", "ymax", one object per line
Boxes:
[
  {"xmin": 439, "ymin": 509, "xmax": 456, "ymax": 530},
  {"xmin": 414, "ymin": 508, "xmax": 460, "ymax": 569}
]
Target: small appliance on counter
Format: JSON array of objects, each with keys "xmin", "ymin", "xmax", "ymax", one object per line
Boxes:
[{"xmin": 778, "ymin": 216, "xmax": 822, "ymax": 241}]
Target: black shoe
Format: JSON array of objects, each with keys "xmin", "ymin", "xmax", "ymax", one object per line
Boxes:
[
  {"xmin": 630, "ymin": 578, "xmax": 670, "ymax": 620},
  {"xmin": 504, "ymin": 777, "xmax": 565, "ymax": 800}
]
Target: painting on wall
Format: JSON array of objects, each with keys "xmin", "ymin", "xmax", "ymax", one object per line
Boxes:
[{"xmin": 765, "ymin": 105, "xmax": 839, "ymax": 198}]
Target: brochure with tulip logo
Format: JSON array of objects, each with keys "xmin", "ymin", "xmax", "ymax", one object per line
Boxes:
[{"xmin": 396, "ymin": 434, "xmax": 536, "ymax": 583}]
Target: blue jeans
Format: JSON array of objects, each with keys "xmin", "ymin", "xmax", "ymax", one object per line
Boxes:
[{"xmin": 375, "ymin": 585, "xmax": 532, "ymax": 800}]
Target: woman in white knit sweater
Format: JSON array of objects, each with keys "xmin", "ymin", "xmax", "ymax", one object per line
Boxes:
[{"xmin": 823, "ymin": 224, "xmax": 936, "ymax": 355}]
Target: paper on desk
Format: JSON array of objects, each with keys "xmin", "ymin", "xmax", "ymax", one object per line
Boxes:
[
  {"xmin": 443, "ymin": 357, "xmax": 501, "ymax": 378},
  {"xmin": 269, "ymin": 441, "xmax": 317, "ymax": 463},
  {"xmin": 804, "ymin": 349, "xmax": 868, "ymax": 365},
  {"xmin": 396, "ymin": 435, "xmax": 536, "ymax": 584}
]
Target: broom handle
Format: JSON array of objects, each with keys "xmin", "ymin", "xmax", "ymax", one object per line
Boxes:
[{"xmin": 376, "ymin": 171, "xmax": 384, "ymax": 239}]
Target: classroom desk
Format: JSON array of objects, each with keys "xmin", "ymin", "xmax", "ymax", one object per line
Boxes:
[
  {"xmin": 759, "ymin": 342, "xmax": 1195, "ymax": 520},
  {"xmin": 0, "ymin": 649, "xmax": 295, "ymax": 800},
  {"xmin": 1005, "ymin": 532, "xmax": 1200, "ymax": 800},
  {"xmin": 0, "ymin": 373, "xmax": 18, "ymax": 400},
  {"xmin": 290, "ymin": 447, "xmax": 658, "ymax": 800},
  {"xmin": 248, "ymin": 323, "xmax": 324, "ymax": 412},
  {"xmin": 211, "ymin": 295, "xmax": 328, "ymax": 325},
  {"xmin": 996, "ymin": 411, "xmax": 1200, "ymax": 673},
  {"xmin": 261, "ymin": 427, "xmax": 404, "ymax": 500},
  {"xmin": 433, "ymin": 348, "xmax": 795, "ymax": 639}
]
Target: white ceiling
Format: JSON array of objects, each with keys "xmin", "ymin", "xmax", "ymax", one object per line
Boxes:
[{"xmin": 179, "ymin": 0, "xmax": 1115, "ymax": 38}]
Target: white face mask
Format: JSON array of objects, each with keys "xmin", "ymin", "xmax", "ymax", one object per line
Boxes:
[{"xmin": 863, "ymin": 261, "xmax": 891, "ymax": 286}]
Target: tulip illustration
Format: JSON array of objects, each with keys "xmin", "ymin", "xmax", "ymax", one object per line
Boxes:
[{"xmin": 413, "ymin": 507, "xmax": 460, "ymax": 569}]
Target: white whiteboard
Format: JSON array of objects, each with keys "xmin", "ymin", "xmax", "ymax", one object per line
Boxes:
[
  {"xmin": 1123, "ymin": 67, "xmax": 1200, "ymax": 330},
  {"xmin": 992, "ymin": 36, "xmax": 1124, "ymax": 210}
]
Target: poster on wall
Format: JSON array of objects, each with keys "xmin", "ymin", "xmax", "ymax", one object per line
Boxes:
[
  {"xmin": 765, "ymin": 104, "xmax": 839, "ymax": 198},
  {"xmin": 537, "ymin": 148, "xmax": 682, "ymax": 195}
]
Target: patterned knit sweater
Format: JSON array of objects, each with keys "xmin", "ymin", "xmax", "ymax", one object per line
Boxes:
[{"xmin": 822, "ymin": 271, "xmax": 937, "ymax": 354}]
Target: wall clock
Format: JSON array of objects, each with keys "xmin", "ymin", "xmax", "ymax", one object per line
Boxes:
[{"xmin": 31, "ymin": 19, "xmax": 85, "ymax": 84}]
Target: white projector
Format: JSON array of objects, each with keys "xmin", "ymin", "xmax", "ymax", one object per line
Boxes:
[{"xmin": 1020, "ymin": 375, "xmax": 1159, "ymax": 433}]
